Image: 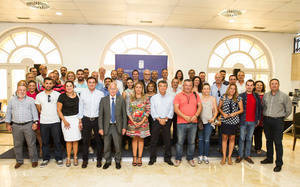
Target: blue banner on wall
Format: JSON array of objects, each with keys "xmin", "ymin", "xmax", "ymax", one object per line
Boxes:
[{"xmin": 115, "ymin": 54, "xmax": 168, "ymax": 80}]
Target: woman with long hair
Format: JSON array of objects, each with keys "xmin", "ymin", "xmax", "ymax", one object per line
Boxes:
[
  {"xmin": 175, "ymin": 70, "xmax": 184, "ymax": 90},
  {"xmin": 145, "ymin": 81, "xmax": 157, "ymax": 98},
  {"xmin": 192, "ymin": 76, "xmax": 203, "ymax": 94},
  {"xmin": 218, "ymin": 84, "xmax": 243, "ymax": 165},
  {"xmin": 253, "ymin": 80, "xmax": 266, "ymax": 154},
  {"xmin": 126, "ymin": 81, "xmax": 151, "ymax": 166}
]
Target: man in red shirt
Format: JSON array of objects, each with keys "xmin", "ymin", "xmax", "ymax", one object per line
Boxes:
[
  {"xmin": 173, "ymin": 79, "xmax": 202, "ymax": 167},
  {"xmin": 236, "ymin": 80, "xmax": 261, "ymax": 164}
]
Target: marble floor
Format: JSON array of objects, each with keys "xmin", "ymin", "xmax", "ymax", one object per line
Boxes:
[{"xmin": 0, "ymin": 133, "xmax": 299, "ymax": 187}]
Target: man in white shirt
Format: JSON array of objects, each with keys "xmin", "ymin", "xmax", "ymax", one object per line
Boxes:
[
  {"xmin": 74, "ymin": 69, "xmax": 88, "ymax": 96},
  {"xmin": 111, "ymin": 70, "xmax": 123, "ymax": 94},
  {"xmin": 237, "ymin": 71, "xmax": 246, "ymax": 94},
  {"xmin": 98, "ymin": 67, "xmax": 106, "ymax": 84},
  {"xmin": 59, "ymin": 66, "xmax": 67, "ymax": 85},
  {"xmin": 149, "ymin": 80, "xmax": 174, "ymax": 166},
  {"xmin": 78, "ymin": 77, "xmax": 105, "ymax": 169},
  {"xmin": 157, "ymin": 68, "xmax": 171, "ymax": 88},
  {"xmin": 35, "ymin": 77, "xmax": 63, "ymax": 168},
  {"xmin": 36, "ymin": 65, "xmax": 48, "ymax": 90}
]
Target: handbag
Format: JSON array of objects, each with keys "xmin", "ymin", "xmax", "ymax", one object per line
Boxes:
[{"xmin": 193, "ymin": 92, "xmax": 203, "ymax": 130}]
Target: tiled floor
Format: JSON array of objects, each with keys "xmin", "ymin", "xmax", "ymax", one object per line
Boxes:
[{"xmin": 0, "ymin": 133, "xmax": 299, "ymax": 187}]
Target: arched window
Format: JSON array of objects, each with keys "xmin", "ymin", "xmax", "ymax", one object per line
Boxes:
[
  {"xmin": 100, "ymin": 30, "xmax": 173, "ymax": 77},
  {"xmin": 0, "ymin": 27, "xmax": 63, "ymax": 106},
  {"xmin": 207, "ymin": 34, "xmax": 272, "ymax": 85}
]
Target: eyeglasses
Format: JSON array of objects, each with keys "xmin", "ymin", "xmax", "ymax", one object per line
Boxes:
[
  {"xmin": 218, "ymin": 90, "xmax": 221, "ymax": 97},
  {"xmin": 48, "ymin": 95, "xmax": 51, "ymax": 103}
]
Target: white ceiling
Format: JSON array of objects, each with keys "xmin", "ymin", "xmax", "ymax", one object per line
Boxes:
[{"xmin": 0, "ymin": 0, "xmax": 299, "ymax": 33}]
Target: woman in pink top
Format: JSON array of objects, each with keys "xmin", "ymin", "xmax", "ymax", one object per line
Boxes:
[{"xmin": 26, "ymin": 80, "xmax": 42, "ymax": 157}]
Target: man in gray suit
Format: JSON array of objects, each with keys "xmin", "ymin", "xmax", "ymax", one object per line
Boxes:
[{"xmin": 98, "ymin": 82, "xmax": 127, "ymax": 169}]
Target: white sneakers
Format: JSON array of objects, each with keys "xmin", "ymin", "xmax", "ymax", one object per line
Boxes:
[{"xmin": 198, "ymin": 156, "xmax": 209, "ymax": 164}]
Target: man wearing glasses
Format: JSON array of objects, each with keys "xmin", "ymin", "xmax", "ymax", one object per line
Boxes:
[{"xmin": 35, "ymin": 77, "xmax": 63, "ymax": 168}]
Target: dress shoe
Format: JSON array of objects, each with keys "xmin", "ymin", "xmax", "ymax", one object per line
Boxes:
[
  {"xmin": 82, "ymin": 161, "xmax": 88, "ymax": 168},
  {"xmin": 116, "ymin": 162, "xmax": 121, "ymax": 169},
  {"xmin": 96, "ymin": 161, "xmax": 102, "ymax": 168},
  {"xmin": 14, "ymin": 163, "xmax": 23, "ymax": 169},
  {"xmin": 235, "ymin": 157, "xmax": 243, "ymax": 163},
  {"xmin": 102, "ymin": 162, "xmax": 111, "ymax": 169},
  {"xmin": 32, "ymin": 162, "xmax": 38, "ymax": 168},
  {"xmin": 148, "ymin": 160, "xmax": 156, "ymax": 165},
  {"xmin": 244, "ymin": 157, "xmax": 254, "ymax": 164},
  {"xmin": 164, "ymin": 160, "xmax": 174, "ymax": 166},
  {"xmin": 273, "ymin": 166, "xmax": 282, "ymax": 172},
  {"xmin": 260, "ymin": 158, "xmax": 273, "ymax": 164}
]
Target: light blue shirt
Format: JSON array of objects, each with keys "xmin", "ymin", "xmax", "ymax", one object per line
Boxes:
[
  {"xmin": 150, "ymin": 93, "xmax": 174, "ymax": 120},
  {"xmin": 210, "ymin": 83, "xmax": 228, "ymax": 105},
  {"xmin": 95, "ymin": 82, "xmax": 104, "ymax": 91},
  {"xmin": 78, "ymin": 88, "xmax": 104, "ymax": 119},
  {"xmin": 74, "ymin": 81, "xmax": 88, "ymax": 96}
]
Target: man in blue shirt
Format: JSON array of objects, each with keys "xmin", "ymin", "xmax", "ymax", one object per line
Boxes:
[{"xmin": 100, "ymin": 77, "xmax": 121, "ymax": 97}]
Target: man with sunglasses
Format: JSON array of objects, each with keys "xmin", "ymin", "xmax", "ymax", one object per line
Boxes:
[{"xmin": 35, "ymin": 77, "xmax": 63, "ymax": 168}]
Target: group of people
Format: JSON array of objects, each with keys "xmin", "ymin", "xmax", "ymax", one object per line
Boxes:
[{"xmin": 5, "ymin": 65, "xmax": 292, "ymax": 172}]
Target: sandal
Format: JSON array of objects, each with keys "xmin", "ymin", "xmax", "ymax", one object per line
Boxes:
[
  {"xmin": 137, "ymin": 157, "xmax": 142, "ymax": 167},
  {"xmin": 132, "ymin": 156, "xmax": 137, "ymax": 166},
  {"xmin": 66, "ymin": 158, "xmax": 71, "ymax": 167},
  {"xmin": 73, "ymin": 156, "xmax": 78, "ymax": 166}
]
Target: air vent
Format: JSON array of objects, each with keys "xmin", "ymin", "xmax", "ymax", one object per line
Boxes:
[
  {"xmin": 140, "ymin": 20, "xmax": 152, "ymax": 24},
  {"xmin": 253, "ymin": 26, "xmax": 266, "ymax": 30},
  {"xmin": 219, "ymin": 9, "xmax": 243, "ymax": 17},
  {"xmin": 25, "ymin": 0, "xmax": 50, "ymax": 9},
  {"xmin": 17, "ymin": 17, "xmax": 30, "ymax": 20}
]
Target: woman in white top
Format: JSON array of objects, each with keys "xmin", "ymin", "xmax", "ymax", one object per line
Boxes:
[
  {"xmin": 192, "ymin": 76, "xmax": 203, "ymax": 95},
  {"xmin": 174, "ymin": 70, "xmax": 184, "ymax": 90},
  {"xmin": 198, "ymin": 83, "xmax": 218, "ymax": 164}
]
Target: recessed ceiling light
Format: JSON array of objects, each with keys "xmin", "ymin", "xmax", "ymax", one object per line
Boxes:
[
  {"xmin": 140, "ymin": 20, "xmax": 152, "ymax": 23},
  {"xmin": 56, "ymin": 12, "xmax": 62, "ymax": 16},
  {"xmin": 219, "ymin": 9, "xmax": 243, "ymax": 17},
  {"xmin": 229, "ymin": 19, "xmax": 235, "ymax": 23},
  {"xmin": 25, "ymin": 0, "xmax": 50, "ymax": 9}
]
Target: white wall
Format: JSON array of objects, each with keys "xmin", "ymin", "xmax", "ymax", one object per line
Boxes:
[{"xmin": 0, "ymin": 23, "xmax": 295, "ymax": 93}]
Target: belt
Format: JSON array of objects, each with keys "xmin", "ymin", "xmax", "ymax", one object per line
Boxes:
[
  {"xmin": 264, "ymin": 116, "xmax": 284, "ymax": 120},
  {"xmin": 12, "ymin": 121, "xmax": 33, "ymax": 125},
  {"xmin": 83, "ymin": 116, "xmax": 98, "ymax": 121},
  {"xmin": 110, "ymin": 123, "xmax": 116, "ymax": 125}
]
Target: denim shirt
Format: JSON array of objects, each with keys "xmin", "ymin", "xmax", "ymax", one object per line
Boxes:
[{"xmin": 239, "ymin": 92, "xmax": 262, "ymax": 125}]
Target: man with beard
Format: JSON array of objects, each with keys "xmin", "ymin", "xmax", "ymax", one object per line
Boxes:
[
  {"xmin": 74, "ymin": 69, "xmax": 88, "ymax": 96},
  {"xmin": 60, "ymin": 66, "xmax": 67, "ymax": 85}
]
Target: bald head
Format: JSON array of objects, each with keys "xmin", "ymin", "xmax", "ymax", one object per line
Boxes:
[{"xmin": 143, "ymin": 69, "xmax": 151, "ymax": 81}]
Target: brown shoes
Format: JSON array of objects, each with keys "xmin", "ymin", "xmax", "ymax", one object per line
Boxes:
[
  {"xmin": 14, "ymin": 163, "xmax": 23, "ymax": 169},
  {"xmin": 32, "ymin": 162, "xmax": 38, "ymax": 168}
]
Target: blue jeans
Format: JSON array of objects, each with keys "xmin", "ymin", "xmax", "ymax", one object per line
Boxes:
[
  {"xmin": 198, "ymin": 123, "xmax": 213, "ymax": 157},
  {"xmin": 238, "ymin": 121, "xmax": 256, "ymax": 158},
  {"xmin": 176, "ymin": 123, "xmax": 197, "ymax": 161}
]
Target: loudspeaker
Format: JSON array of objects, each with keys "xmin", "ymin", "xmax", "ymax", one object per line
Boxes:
[{"xmin": 233, "ymin": 68, "xmax": 241, "ymax": 76}]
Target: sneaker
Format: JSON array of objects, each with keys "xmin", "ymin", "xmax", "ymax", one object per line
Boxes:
[
  {"xmin": 56, "ymin": 160, "xmax": 63, "ymax": 167},
  {"xmin": 174, "ymin": 160, "xmax": 181, "ymax": 167},
  {"xmin": 40, "ymin": 160, "xmax": 49, "ymax": 168},
  {"xmin": 203, "ymin": 156, "xmax": 209, "ymax": 164},
  {"xmin": 188, "ymin": 160, "xmax": 196, "ymax": 167},
  {"xmin": 198, "ymin": 156, "xmax": 203, "ymax": 164}
]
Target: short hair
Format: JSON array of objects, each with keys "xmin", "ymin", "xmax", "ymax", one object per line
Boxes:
[
  {"xmin": 60, "ymin": 66, "xmax": 67, "ymax": 70},
  {"xmin": 108, "ymin": 82, "xmax": 118, "ymax": 89},
  {"xmin": 183, "ymin": 79, "xmax": 192, "ymax": 83},
  {"xmin": 76, "ymin": 69, "xmax": 84, "ymax": 74},
  {"xmin": 188, "ymin": 69, "xmax": 195, "ymax": 73},
  {"xmin": 229, "ymin": 74, "xmax": 237, "ymax": 79},
  {"xmin": 270, "ymin": 78, "xmax": 280, "ymax": 84},
  {"xmin": 27, "ymin": 80, "xmax": 36, "ymax": 85},
  {"xmin": 132, "ymin": 69, "xmax": 139, "ymax": 75},
  {"xmin": 127, "ymin": 77, "xmax": 133, "ymax": 82},
  {"xmin": 246, "ymin": 79, "xmax": 255, "ymax": 85},
  {"xmin": 29, "ymin": 67, "xmax": 37, "ymax": 72},
  {"xmin": 237, "ymin": 70, "xmax": 245, "ymax": 74},
  {"xmin": 44, "ymin": 77, "xmax": 53, "ymax": 83},
  {"xmin": 158, "ymin": 80, "xmax": 168, "ymax": 87},
  {"xmin": 83, "ymin": 68, "xmax": 89, "ymax": 71},
  {"xmin": 254, "ymin": 80, "xmax": 266, "ymax": 93},
  {"xmin": 87, "ymin": 76, "xmax": 97, "ymax": 83},
  {"xmin": 161, "ymin": 68, "xmax": 168, "ymax": 72},
  {"xmin": 146, "ymin": 81, "xmax": 157, "ymax": 93},
  {"xmin": 199, "ymin": 71, "xmax": 206, "ymax": 75},
  {"xmin": 220, "ymin": 70, "xmax": 226, "ymax": 73},
  {"xmin": 104, "ymin": 77, "xmax": 112, "ymax": 82},
  {"xmin": 17, "ymin": 80, "xmax": 27, "ymax": 88}
]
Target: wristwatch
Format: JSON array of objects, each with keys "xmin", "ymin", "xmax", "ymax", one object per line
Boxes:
[{"xmin": 165, "ymin": 119, "xmax": 168, "ymax": 122}]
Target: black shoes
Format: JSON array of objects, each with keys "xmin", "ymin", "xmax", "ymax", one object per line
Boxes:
[
  {"xmin": 148, "ymin": 160, "xmax": 156, "ymax": 165},
  {"xmin": 235, "ymin": 157, "xmax": 243, "ymax": 163},
  {"xmin": 116, "ymin": 162, "xmax": 121, "ymax": 169},
  {"xmin": 244, "ymin": 157, "xmax": 254, "ymax": 164},
  {"xmin": 82, "ymin": 161, "xmax": 88, "ymax": 168},
  {"xmin": 273, "ymin": 166, "xmax": 282, "ymax": 172},
  {"xmin": 260, "ymin": 158, "xmax": 273, "ymax": 164},
  {"xmin": 164, "ymin": 160, "xmax": 174, "ymax": 166},
  {"xmin": 103, "ymin": 162, "xmax": 111, "ymax": 169},
  {"xmin": 97, "ymin": 161, "xmax": 102, "ymax": 168}
]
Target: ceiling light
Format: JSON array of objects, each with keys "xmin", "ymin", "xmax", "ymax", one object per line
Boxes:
[
  {"xmin": 219, "ymin": 9, "xmax": 243, "ymax": 18},
  {"xmin": 56, "ymin": 12, "xmax": 62, "ymax": 16},
  {"xmin": 25, "ymin": 0, "xmax": 50, "ymax": 9}
]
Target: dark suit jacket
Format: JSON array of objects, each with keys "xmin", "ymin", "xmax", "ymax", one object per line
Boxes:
[
  {"xmin": 141, "ymin": 79, "xmax": 156, "ymax": 93},
  {"xmin": 98, "ymin": 95, "xmax": 127, "ymax": 135}
]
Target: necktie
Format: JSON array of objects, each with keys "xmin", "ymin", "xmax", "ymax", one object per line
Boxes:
[{"xmin": 111, "ymin": 98, "xmax": 116, "ymax": 123}]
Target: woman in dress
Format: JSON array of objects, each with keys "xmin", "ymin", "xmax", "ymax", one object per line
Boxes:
[
  {"xmin": 253, "ymin": 80, "xmax": 265, "ymax": 154},
  {"xmin": 126, "ymin": 81, "xmax": 151, "ymax": 166},
  {"xmin": 26, "ymin": 80, "xmax": 43, "ymax": 157},
  {"xmin": 218, "ymin": 84, "xmax": 243, "ymax": 165},
  {"xmin": 175, "ymin": 70, "xmax": 184, "ymax": 90},
  {"xmin": 57, "ymin": 81, "xmax": 81, "ymax": 167},
  {"xmin": 198, "ymin": 83, "xmax": 218, "ymax": 164},
  {"xmin": 192, "ymin": 76, "xmax": 203, "ymax": 94}
]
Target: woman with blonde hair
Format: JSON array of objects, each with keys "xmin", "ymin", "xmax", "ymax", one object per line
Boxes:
[
  {"xmin": 126, "ymin": 81, "xmax": 151, "ymax": 166},
  {"xmin": 66, "ymin": 71, "xmax": 76, "ymax": 82},
  {"xmin": 218, "ymin": 84, "xmax": 243, "ymax": 165}
]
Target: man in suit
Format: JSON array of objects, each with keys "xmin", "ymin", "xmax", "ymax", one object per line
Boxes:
[
  {"xmin": 98, "ymin": 82, "xmax": 127, "ymax": 169},
  {"xmin": 141, "ymin": 69, "xmax": 156, "ymax": 93}
]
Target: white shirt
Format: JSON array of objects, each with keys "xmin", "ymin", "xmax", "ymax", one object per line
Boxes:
[
  {"xmin": 35, "ymin": 91, "xmax": 60, "ymax": 124},
  {"xmin": 115, "ymin": 80, "xmax": 124, "ymax": 94},
  {"xmin": 167, "ymin": 87, "xmax": 181, "ymax": 97},
  {"xmin": 109, "ymin": 95, "xmax": 116, "ymax": 123},
  {"xmin": 237, "ymin": 81, "xmax": 246, "ymax": 94},
  {"xmin": 74, "ymin": 80, "xmax": 88, "ymax": 95},
  {"xmin": 157, "ymin": 78, "xmax": 171, "ymax": 89},
  {"xmin": 150, "ymin": 93, "xmax": 174, "ymax": 120},
  {"xmin": 78, "ymin": 88, "xmax": 104, "ymax": 119}
]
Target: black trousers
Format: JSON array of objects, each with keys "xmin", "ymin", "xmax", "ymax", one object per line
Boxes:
[
  {"xmin": 82, "ymin": 117, "xmax": 103, "ymax": 161},
  {"xmin": 253, "ymin": 126, "xmax": 263, "ymax": 151},
  {"xmin": 150, "ymin": 119, "xmax": 172, "ymax": 161},
  {"xmin": 263, "ymin": 116, "xmax": 284, "ymax": 166},
  {"xmin": 171, "ymin": 113, "xmax": 177, "ymax": 144}
]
